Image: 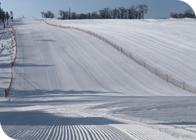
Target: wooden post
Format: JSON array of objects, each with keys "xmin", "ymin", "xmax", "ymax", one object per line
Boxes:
[{"xmin": 5, "ymin": 90, "xmax": 7, "ymax": 97}]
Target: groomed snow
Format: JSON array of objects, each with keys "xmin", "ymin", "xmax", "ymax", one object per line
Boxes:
[
  {"xmin": 0, "ymin": 18, "xmax": 196, "ymax": 140},
  {"xmin": 45, "ymin": 18, "xmax": 196, "ymax": 87}
]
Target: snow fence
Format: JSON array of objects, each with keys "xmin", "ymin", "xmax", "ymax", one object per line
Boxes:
[
  {"xmin": 5, "ymin": 26, "xmax": 17, "ymax": 97},
  {"xmin": 35, "ymin": 18, "xmax": 196, "ymax": 94}
]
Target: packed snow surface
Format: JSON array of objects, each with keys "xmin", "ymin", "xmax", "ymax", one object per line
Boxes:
[
  {"xmin": 0, "ymin": 18, "xmax": 196, "ymax": 140},
  {"xmin": 45, "ymin": 18, "xmax": 196, "ymax": 86}
]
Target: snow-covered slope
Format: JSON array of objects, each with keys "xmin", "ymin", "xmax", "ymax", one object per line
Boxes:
[
  {"xmin": 9, "ymin": 18, "xmax": 194, "ymax": 96},
  {"xmin": 45, "ymin": 18, "xmax": 196, "ymax": 87},
  {"xmin": 0, "ymin": 18, "xmax": 196, "ymax": 140}
]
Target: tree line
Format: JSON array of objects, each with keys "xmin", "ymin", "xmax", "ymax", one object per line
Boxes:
[
  {"xmin": 41, "ymin": 5, "xmax": 149, "ymax": 19},
  {"xmin": 0, "ymin": 3, "xmax": 14, "ymax": 28},
  {"xmin": 170, "ymin": 9, "xmax": 195, "ymax": 18}
]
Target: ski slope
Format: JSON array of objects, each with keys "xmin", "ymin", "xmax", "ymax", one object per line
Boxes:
[
  {"xmin": 45, "ymin": 18, "xmax": 196, "ymax": 87},
  {"xmin": 0, "ymin": 18, "xmax": 196, "ymax": 140},
  {"xmin": 7, "ymin": 18, "xmax": 194, "ymax": 96}
]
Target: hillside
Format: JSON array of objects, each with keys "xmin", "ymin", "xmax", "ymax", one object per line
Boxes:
[{"xmin": 45, "ymin": 18, "xmax": 196, "ymax": 86}]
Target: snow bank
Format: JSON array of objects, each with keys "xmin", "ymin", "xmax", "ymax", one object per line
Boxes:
[{"xmin": 0, "ymin": 26, "xmax": 15, "ymax": 99}]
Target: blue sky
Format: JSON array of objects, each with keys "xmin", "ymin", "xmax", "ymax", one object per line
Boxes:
[{"xmin": 0, "ymin": 0, "xmax": 193, "ymax": 19}]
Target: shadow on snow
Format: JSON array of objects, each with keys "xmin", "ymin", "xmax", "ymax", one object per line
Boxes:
[{"xmin": 0, "ymin": 111, "xmax": 124, "ymax": 126}]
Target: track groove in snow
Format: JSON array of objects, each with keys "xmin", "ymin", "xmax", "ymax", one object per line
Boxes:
[{"xmin": 112, "ymin": 124, "xmax": 181, "ymax": 140}]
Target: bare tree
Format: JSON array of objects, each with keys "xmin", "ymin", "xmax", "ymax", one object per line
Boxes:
[
  {"xmin": 59, "ymin": 10, "xmax": 64, "ymax": 19},
  {"xmin": 170, "ymin": 9, "xmax": 195, "ymax": 18},
  {"xmin": 0, "ymin": 8, "xmax": 5, "ymax": 28},
  {"xmin": 0, "ymin": 6, "xmax": 13, "ymax": 26},
  {"xmin": 170, "ymin": 12, "xmax": 178, "ymax": 18},
  {"xmin": 78, "ymin": 13, "xmax": 87, "ymax": 19},
  {"xmin": 128, "ymin": 6, "xmax": 136, "ymax": 19},
  {"xmin": 0, "ymin": 8, "xmax": 3, "ymax": 23},
  {"xmin": 108, "ymin": 9, "xmax": 113, "ymax": 19},
  {"xmin": 99, "ymin": 9, "xmax": 105, "ymax": 19},
  {"xmin": 119, "ymin": 7, "xmax": 127, "ymax": 19},
  {"xmin": 178, "ymin": 13, "xmax": 184, "ymax": 18},
  {"xmin": 44, "ymin": 4, "xmax": 150, "ymax": 20},
  {"xmin": 184, "ymin": 9, "xmax": 195, "ymax": 18},
  {"xmin": 112, "ymin": 8, "xmax": 119, "ymax": 19},
  {"xmin": 137, "ymin": 5, "xmax": 148, "ymax": 19},
  {"xmin": 88, "ymin": 13, "xmax": 91, "ymax": 19},
  {"xmin": 135, "ymin": 11, "xmax": 140, "ymax": 19},
  {"xmin": 63, "ymin": 11, "xmax": 70, "ymax": 19},
  {"xmin": 99, "ymin": 8, "xmax": 111, "ymax": 19},
  {"xmin": 71, "ymin": 12, "xmax": 77, "ymax": 19},
  {"xmin": 91, "ymin": 11, "xmax": 98, "ymax": 19},
  {"xmin": 5, "ymin": 11, "xmax": 9, "ymax": 25},
  {"xmin": 10, "ymin": 11, "xmax": 13, "ymax": 22},
  {"xmin": 44, "ymin": 11, "xmax": 55, "ymax": 18},
  {"xmin": 1, "ymin": 11, "xmax": 5, "ymax": 28}
]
